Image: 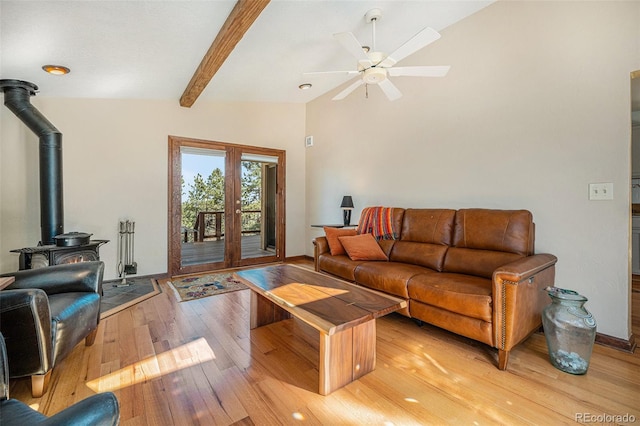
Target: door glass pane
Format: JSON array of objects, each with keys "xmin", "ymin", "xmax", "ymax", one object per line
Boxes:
[
  {"xmin": 180, "ymin": 147, "xmax": 226, "ymax": 267},
  {"xmin": 240, "ymin": 154, "xmax": 278, "ymax": 259}
]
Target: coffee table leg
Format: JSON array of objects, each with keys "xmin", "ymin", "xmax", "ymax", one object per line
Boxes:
[
  {"xmin": 353, "ymin": 320, "xmax": 377, "ymax": 380},
  {"xmin": 318, "ymin": 319, "xmax": 376, "ymax": 395},
  {"xmin": 249, "ymin": 291, "xmax": 291, "ymax": 329}
]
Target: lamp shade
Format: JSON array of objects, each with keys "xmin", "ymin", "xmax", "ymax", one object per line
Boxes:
[{"xmin": 340, "ymin": 196, "xmax": 354, "ymax": 209}]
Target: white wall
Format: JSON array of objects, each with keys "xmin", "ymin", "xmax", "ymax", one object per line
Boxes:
[
  {"xmin": 305, "ymin": 1, "xmax": 640, "ymax": 340},
  {"xmin": 0, "ymin": 98, "xmax": 306, "ymax": 280}
]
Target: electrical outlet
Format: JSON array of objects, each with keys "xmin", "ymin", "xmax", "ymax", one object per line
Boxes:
[
  {"xmin": 305, "ymin": 136, "xmax": 313, "ymax": 147},
  {"xmin": 589, "ymin": 183, "xmax": 613, "ymax": 200}
]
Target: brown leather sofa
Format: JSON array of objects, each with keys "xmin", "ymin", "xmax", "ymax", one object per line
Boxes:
[{"xmin": 314, "ymin": 208, "xmax": 557, "ymax": 370}]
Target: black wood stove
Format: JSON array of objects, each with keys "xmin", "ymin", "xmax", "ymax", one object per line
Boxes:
[
  {"xmin": 11, "ymin": 240, "xmax": 109, "ymax": 270},
  {"xmin": 1, "ymin": 80, "xmax": 108, "ymax": 270}
]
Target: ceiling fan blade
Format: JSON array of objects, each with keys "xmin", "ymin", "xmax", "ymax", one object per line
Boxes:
[
  {"xmin": 378, "ymin": 79, "xmax": 402, "ymax": 101},
  {"xmin": 334, "ymin": 32, "xmax": 373, "ymax": 67},
  {"xmin": 332, "ymin": 79, "xmax": 365, "ymax": 101},
  {"xmin": 388, "ymin": 65, "xmax": 450, "ymax": 77},
  {"xmin": 304, "ymin": 70, "xmax": 361, "ymax": 76},
  {"xmin": 379, "ymin": 27, "xmax": 441, "ymax": 68}
]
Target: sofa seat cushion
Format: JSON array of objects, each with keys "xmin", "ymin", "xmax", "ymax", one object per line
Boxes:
[
  {"xmin": 407, "ymin": 273, "xmax": 492, "ymax": 322},
  {"xmin": 354, "ymin": 262, "xmax": 435, "ymax": 298},
  {"xmin": 317, "ymin": 254, "xmax": 367, "ymax": 282},
  {"xmin": 409, "ymin": 300, "xmax": 493, "ymax": 346}
]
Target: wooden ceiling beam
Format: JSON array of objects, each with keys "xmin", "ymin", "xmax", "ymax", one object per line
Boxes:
[{"xmin": 180, "ymin": 0, "xmax": 270, "ymax": 108}]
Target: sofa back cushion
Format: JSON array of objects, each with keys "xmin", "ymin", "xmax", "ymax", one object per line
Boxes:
[
  {"xmin": 400, "ymin": 209, "xmax": 456, "ymax": 244},
  {"xmin": 390, "ymin": 209, "xmax": 456, "ymax": 271},
  {"xmin": 443, "ymin": 209, "xmax": 534, "ymax": 278},
  {"xmin": 452, "ymin": 209, "xmax": 534, "ymax": 255}
]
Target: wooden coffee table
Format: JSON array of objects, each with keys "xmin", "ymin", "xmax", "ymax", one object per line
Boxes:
[{"xmin": 234, "ymin": 264, "xmax": 406, "ymax": 395}]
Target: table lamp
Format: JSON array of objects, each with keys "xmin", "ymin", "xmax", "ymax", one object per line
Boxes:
[{"xmin": 340, "ymin": 196, "xmax": 354, "ymax": 226}]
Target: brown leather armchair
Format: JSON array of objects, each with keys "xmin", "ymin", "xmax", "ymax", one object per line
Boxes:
[
  {"xmin": 0, "ymin": 261, "xmax": 104, "ymax": 397},
  {"xmin": 0, "ymin": 332, "xmax": 120, "ymax": 425}
]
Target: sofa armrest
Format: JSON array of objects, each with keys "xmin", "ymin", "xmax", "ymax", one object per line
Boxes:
[
  {"xmin": 493, "ymin": 253, "xmax": 557, "ymax": 283},
  {"xmin": 492, "ymin": 253, "xmax": 557, "ymax": 356},
  {"xmin": 0, "ymin": 289, "xmax": 53, "ymax": 377},
  {"xmin": 1, "ymin": 261, "xmax": 105, "ymax": 295},
  {"xmin": 313, "ymin": 236, "xmax": 329, "ymax": 271}
]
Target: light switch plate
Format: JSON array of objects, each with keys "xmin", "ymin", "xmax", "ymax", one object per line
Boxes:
[
  {"xmin": 589, "ymin": 183, "xmax": 613, "ymax": 200},
  {"xmin": 305, "ymin": 136, "xmax": 313, "ymax": 147}
]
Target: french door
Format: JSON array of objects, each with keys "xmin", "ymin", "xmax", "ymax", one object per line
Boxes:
[{"xmin": 168, "ymin": 136, "xmax": 285, "ymax": 276}]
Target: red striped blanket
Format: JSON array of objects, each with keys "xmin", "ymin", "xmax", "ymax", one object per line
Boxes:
[{"xmin": 356, "ymin": 206, "xmax": 399, "ymax": 240}]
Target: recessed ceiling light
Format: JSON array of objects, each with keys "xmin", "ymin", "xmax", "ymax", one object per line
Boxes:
[
  {"xmin": 362, "ymin": 46, "xmax": 370, "ymax": 53},
  {"xmin": 42, "ymin": 65, "xmax": 70, "ymax": 75},
  {"xmin": 298, "ymin": 83, "xmax": 312, "ymax": 90}
]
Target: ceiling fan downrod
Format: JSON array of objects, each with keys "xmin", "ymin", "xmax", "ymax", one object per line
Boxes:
[
  {"xmin": 365, "ymin": 8, "xmax": 382, "ymax": 55},
  {"xmin": 371, "ymin": 17, "xmax": 377, "ymax": 52}
]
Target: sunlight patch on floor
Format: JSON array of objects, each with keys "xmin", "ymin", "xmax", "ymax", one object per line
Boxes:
[
  {"xmin": 423, "ymin": 351, "xmax": 448, "ymax": 375},
  {"xmin": 86, "ymin": 338, "xmax": 215, "ymax": 392}
]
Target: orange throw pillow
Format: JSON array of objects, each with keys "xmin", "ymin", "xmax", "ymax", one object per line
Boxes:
[
  {"xmin": 324, "ymin": 227, "xmax": 358, "ymax": 256},
  {"xmin": 338, "ymin": 233, "xmax": 388, "ymax": 261}
]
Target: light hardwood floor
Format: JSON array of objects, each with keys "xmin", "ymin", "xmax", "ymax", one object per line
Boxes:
[{"xmin": 9, "ymin": 261, "xmax": 640, "ymax": 425}]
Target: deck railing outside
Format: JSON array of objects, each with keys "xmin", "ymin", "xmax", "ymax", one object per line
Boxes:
[{"xmin": 182, "ymin": 210, "xmax": 261, "ymax": 242}]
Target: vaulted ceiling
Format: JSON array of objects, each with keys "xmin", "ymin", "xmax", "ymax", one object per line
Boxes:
[{"xmin": 0, "ymin": 1, "xmax": 493, "ymax": 105}]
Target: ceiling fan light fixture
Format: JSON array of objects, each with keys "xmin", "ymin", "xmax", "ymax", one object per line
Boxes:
[
  {"xmin": 42, "ymin": 65, "xmax": 70, "ymax": 75},
  {"xmin": 363, "ymin": 67, "xmax": 387, "ymax": 84},
  {"xmin": 298, "ymin": 83, "xmax": 312, "ymax": 90}
]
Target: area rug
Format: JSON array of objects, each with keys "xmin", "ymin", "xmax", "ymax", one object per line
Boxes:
[{"xmin": 168, "ymin": 272, "xmax": 247, "ymax": 302}]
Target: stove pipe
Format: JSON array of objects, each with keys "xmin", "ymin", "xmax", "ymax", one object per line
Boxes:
[{"xmin": 0, "ymin": 79, "xmax": 63, "ymax": 245}]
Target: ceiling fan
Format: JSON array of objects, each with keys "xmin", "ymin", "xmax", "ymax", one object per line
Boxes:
[{"xmin": 307, "ymin": 8, "xmax": 450, "ymax": 101}]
